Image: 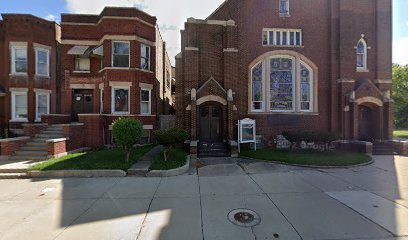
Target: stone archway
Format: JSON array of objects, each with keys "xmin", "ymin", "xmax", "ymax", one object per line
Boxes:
[{"xmin": 356, "ymin": 97, "xmax": 383, "ymax": 141}]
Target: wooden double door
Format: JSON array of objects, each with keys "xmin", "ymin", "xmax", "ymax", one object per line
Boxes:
[
  {"xmin": 72, "ymin": 89, "xmax": 94, "ymax": 121},
  {"xmin": 199, "ymin": 105, "xmax": 222, "ymax": 141}
]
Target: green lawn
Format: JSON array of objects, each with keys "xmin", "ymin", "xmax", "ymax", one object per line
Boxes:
[
  {"xmin": 30, "ymin": 145, "xmax": 155, "ymax": 171},
  {"xmin": 149, "ymin": 148, "xmax": 188, "ymax": 171},
  {"xmin": 394, "ymin": 130, "xmax": 408, "ymax": 139},
  {"xmin": 239, "ymin": 148, "xmax": 371, "ymax": 167}
]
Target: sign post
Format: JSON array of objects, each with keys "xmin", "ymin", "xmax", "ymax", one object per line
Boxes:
[{"xmin": 237, "ymin": 118, "xmax": 256, "ymax": 153}]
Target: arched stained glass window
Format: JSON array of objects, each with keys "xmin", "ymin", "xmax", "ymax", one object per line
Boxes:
[
  {"xmin": 300, "ymin": 64, "xmax": 311, "ymax": 111},
  {"xmin": 252, "ymin": 62, "xmax": 264, "ymax": 111},
  {"xmin": 270, "ymin": 58, "xmax": 294, "ymax": 111},
  {"xmin": 357, "ymin": 39, "xmax": 367, "ymax": 70}
]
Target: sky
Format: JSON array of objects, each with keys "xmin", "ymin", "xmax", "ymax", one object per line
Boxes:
[{"xmin": 0, "ymin": 0, "xmax": 407, "ymax": 66}]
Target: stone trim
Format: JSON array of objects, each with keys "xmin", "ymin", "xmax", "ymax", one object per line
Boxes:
[
  {"xmin": 355, "ymin": 96, "xmax": 383, "ymax": 107},
  {"xmin": 374, "ymin": 79, "xmax": 392, "ymax": 84},
  {"xmin": 33, "ymin": 43, "xmax": 52, "ymax": 50},
  {"xmin": 196, "ymin": 95, "xmax": 227, "ymax": 106},
  {"xmin": 185, "ymin": 47, "xmax": 199, "ymax": 51},
  {"xmin": 223, "ymin": 48, "xmax": 238, "ymax": 53},
  {"xmin": 196, "ymin": 77, "xmax": 227, "ymax": 95},
  {"xmin": 61, "ymin": 16, "xmax": 155, "ymax": 28},
  {"xmin": 70, "ymin": 84, "xmax": 95, "ymax": 89},
  {"xmin": 109, "ymin": 81, "xmax": 132, "ymax": 87},
  {"xmin": 9, "ymin": 88, "xmax": 28, "ymax": 92},
  {"xmin": 0, "ymin": 136, "xmax": 30, "ymax": 143},
  {"xmin": 337, "ymin": 78, "xmax": 355, "ymax": 83},
  {"xmin": 139, "ymin": 83, "xmax": 153, "ymax": 89},
  {"xmin": 61, "ymin": 34, "xmax": 155, "ymax": 47},
  {"xmin": 46, "ymin": 138, "xmax": 69, "ymax": 143},
  {"xmin": 34, "ymin": 88, "xmax": 52, "ymax": 94}
]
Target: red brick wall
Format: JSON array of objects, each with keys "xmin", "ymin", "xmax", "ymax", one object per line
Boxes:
[
  {"xmin": 22, "ymin": 123, "xmax": 48, "ymax": 138},
  {"xmin": 62, "ymin": 124, "xmax": 85, "ymax": 151},
  {"xmin": 176, "ymin": 0, "xmax": 393, "ymax": 141},
  {"xmin": 41, "ymin": 114, "xmax": 71, "ymax": 125},
  {"xmin": 47, "ymin": 140, "xmax": 66, "ymax": 156},
  {"xmin": 0, "ymin": 137, "xmax": 30, "ymax": 156},
  {"xmin": 0, "ymin": 15, "xmax": 58, "ymax": 131}
]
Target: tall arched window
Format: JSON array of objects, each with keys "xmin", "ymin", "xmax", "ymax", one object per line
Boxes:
[
  {"xmin": 356, "ymin": 39, "xmax": 367, "ymax": 71},
  {"xmin": 249, "ymin": 54, "xmax": 316, "ymax": 113},
  {"xmin": 251, "ymin": 62, "xmax": 264, "ymax": 111}
]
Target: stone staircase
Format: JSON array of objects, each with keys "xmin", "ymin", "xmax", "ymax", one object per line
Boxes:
[
  {"xmin": 198, "ymin": 141, "xmax": 230, "ymax": 158},
  {"xmin": 0, "ymin": 125, "xmax": 65, "ymax": 179},
  {"xmin": 373, "ymin": 141, "xmax": 396, "ymax": 155}
]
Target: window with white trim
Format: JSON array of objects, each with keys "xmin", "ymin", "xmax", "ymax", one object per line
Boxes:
[
  {"xmin": 75, "ymin": 57, "xmax": 90, "ymax": 71},
  {"xmin": 11, "ymin": 45, "xmax": 28, "ymax": 74},
  {"xmin": 100, "ymin": 88, "xmax": 104, "ymax": 113},
  {"xmin": 36, "ymin": 92, "xmax": 50, "ymax": 121},
  {"xmin": 11, "ymin": 92, "xmax": 28, "ymax": 120},
  {"xmin": 166, "ymin": 71, "xmax": 171, "ymax": 90},
  {"xmin": 250, "ymin": 55, "xmax": 315, "ymax": 113},
  {"xmin": 140, "ymin": 44, "xmax": 151, "ymax": 70},
  {"xmin": 251, "ymin": 62, "xmax": 264, "ymax": 111},
  {"xmin": 35, "ymin": 48, "xmax": 50, "ymax": 76},
  {"xmin": 279, "ymin": 0, "xmax": 289, "ymax": 16},
  {"xmin": 112, "ymin": 87, "xmax": 130, "ymax": 114},
  {"xmin": 112, "ymin": 41, "xmax": 130, "ymax": 68},
  {"xmin": 356, "ymin": 38, "xmax": 367, "ymax": 71},
  {"xmin": 140, "ymin": 89, "xmax": 151, "ymax": 115},
  {"xmin": 263, "ymin": 29, "xmax": 302, "ymax": 47}
]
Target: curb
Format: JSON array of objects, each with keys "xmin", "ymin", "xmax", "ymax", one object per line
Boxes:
[
  {"xmin": 146, "ymin": 155, "xmax": 190, "ymax": 177},
  {"xmin": 238, "ymin": 156, "xmax": 374, "ymax": 169},
  {"xmin": 28, "ymin": 170, "xmax": 126, "ymax": 178}
]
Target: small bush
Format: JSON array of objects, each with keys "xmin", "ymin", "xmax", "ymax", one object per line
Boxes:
[
  {"xmin": 112, "ymin": 118, "xmax": 144, "ymax": 162},
  {"xmin": 154, "ymin": 128, "xmax": 189, "ymax": 161},
  {"xmin": 282, "ymin": 131, "xmax": 340, "ymax": 143}
]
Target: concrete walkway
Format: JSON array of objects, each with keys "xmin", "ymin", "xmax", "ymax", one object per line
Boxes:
[
  {"xmin": 127, "ymin": 145, "xmax": 164, "ymax": 176},
  {"xmin": 0, "ymin": 155, "xmax": 407, "ymax": 239}
]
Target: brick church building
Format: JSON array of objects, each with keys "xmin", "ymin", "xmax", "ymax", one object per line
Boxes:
[{"xmin": 175, "ymin": 0, "xmax": 393, "ymax": 155}]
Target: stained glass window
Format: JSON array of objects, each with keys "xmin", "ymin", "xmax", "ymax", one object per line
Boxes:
[
  {"xmin": 262, "ymin": 29, "xmax": 301, "ymax": 47},
  {"xmin": 300, "ymin": 64, "xmax": 311, "ymax": 111},
  {"xmin": 263, "ymin": 31, "xmax": 268, "ymax": 45},
  {"xmin": 357, "ymin": 39, "xmax": 366, "ymax": 69},
  {"xmin": 270, "ymin": 58, "xmax": 294, "ymax": 111},
  {"xmin": 252, "ymin": 63, "xmax": 263, "ymax": 111}
]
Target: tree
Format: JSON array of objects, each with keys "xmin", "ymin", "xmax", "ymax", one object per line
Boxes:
[
  {"xmin": 112, "ymin": 118, "xmax": 144, "ymax": 162},
  {"xmin": 393, "ymin": 64, "xmax": 408, "ymax": 129},
  {"xmin": 154, "ymin": 128, "xmax": 189, "ymax": 161}
]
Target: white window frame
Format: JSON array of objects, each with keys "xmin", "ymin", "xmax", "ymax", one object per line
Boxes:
[
  {"xmin": 356, "ymin": 38, "xmax": 368, "ymax": 72},
  {"xmin": 250, "ymin": 61, "xmax": 265, "ymax": 112},
  {"xmin": 10, "ymin": 43, "xmax": 28, "ymax": 75},
  {"xmin": 74, "ymin": 57, "xmax": 91, "ymax": 72},
  {"xmin": 262, "ymin": 29, "xmax": 302, "ymax": 47},
  {"xmin": 299, "ymin": 61, "xmax": 314, "ymax": 112},
  {"xmin": 111, "ymin": 41, "xmax": 130, "ymax": 68},
  {"xmin": 140, "ymin": 88, "xmax": 152, "ymax": 115},
  {"xmin": 279, "ymin": 0, "xmax": 290, "ymax": 16},
  {"xmin": 35, "ymin": 92, "xmax": 50, "ymax": 121},
  {"xmin": 140, "ymin": 44, "xmax": 151, "ymax": 71},
  {"xmin": 11, "ymin": 90, "xmax": 28, "ymax": 121},
  {"xmin": 111, "ymin": 87, "xmax": 130, "ymax": 115},
  {"xmin": 35, "ymin": 47, "xmax": 50, "ymax": 77},
  {"xmin": 249, "ymin": 55, "xmax": 315, "ymax": 114}
]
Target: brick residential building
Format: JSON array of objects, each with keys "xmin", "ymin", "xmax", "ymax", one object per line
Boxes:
[
  {"xmin": 59, "ymin": 7, "xmax": 173, "ymax": 145},
  {"xmin": 0, "ymin": 14, "xmax": 59, "ymax": 134},
  {"xmin": 176, "ymin": 0, "xmax": 393, "ymax": 156}
]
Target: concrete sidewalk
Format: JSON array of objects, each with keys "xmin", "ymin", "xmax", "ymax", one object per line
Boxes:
[{"xmin": 0, "ymin": 155, "xmax": 407, "ymax": 240}]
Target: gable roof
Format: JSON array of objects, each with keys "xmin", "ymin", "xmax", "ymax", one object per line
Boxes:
[{"xmin": 206, "ymin": 0, "xmax": 231, "ymax": 20}]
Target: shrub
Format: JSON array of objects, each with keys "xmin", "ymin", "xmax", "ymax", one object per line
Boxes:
[
  {"xmin": 112, "ymin": 118, "xmax": 144, "ymax": 162},
  {"xmin": 154, "ymin": 128, "xmax": 189, "ymax": 161},
  {"xmin": 282, "ymin": 131, "xmax": 340, "ymax": 151}
]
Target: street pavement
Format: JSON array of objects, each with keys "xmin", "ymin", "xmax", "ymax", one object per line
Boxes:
[{"xmin": 0, "ymin": 155, "xmax": 408, "ymax": 240}]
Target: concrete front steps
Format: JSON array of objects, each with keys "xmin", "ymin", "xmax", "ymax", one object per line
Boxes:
[
  {"xmin": 0, "ymin": 125, "xmax": 64, "ymax": 179},
  {"xmin": 373, "ymin": 141, "xmax": 397, "ymax": 155}
]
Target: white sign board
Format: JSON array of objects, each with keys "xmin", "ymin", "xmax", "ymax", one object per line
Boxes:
[{"xmin": 238, "ymin": 118, "xmax": 256, "ymax": 152}]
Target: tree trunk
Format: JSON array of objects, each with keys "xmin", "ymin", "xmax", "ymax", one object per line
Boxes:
[{"xmin": 125, "ymin": 147, "xmax": 130, "ymax": 162}]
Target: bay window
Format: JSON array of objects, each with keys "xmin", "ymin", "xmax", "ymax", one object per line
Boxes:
[
  {"xmin": 140, "ymin": 44, "xmax": 151, "ymax": 70},
  {"xmin": 140, "ymin": 89, "xmax": 151, "ymax": 115},
  {"xmin": 112, "ymin": 41, "xmax": 130, "ymax": 68},
  {"xmin": 11, "ymin": 91, "xmax": 28, "ymax": 121},
  {"xmin": 35, "ymin": 48, "xmax": 50, "ymax": 76},
  {"xmin": 112, "ymin": 87, "xmax": 130, "ymax": 114},
  {"xmin": 11, "ymin": 44, "xmax": 28, "ymax": 74},
  {"xmin": 36, "ymin": 92, "xmax": 50, "ymax": 121}
]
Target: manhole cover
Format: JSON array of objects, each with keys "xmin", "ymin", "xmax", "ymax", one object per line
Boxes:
[{"xmin": 228, "ymin": 209, "xmax": 261, "ymax": 227}]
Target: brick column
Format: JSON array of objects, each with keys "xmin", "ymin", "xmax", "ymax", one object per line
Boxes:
[{"xmin": 383, "ymin": 101, "xmax": 394, "ymax": 140}]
